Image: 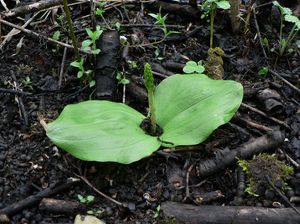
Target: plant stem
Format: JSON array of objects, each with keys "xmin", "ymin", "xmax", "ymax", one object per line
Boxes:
[
  {"xmin": 210, "ymin": 4, "xmax": 216, "ymax": 48},
  {"xmin": 62, "ymin": 0, "xmax": 80, "ymax": 61},
  {"xmin": 144, "ymin": 63, "xmax": 157, "ymax": 134}
]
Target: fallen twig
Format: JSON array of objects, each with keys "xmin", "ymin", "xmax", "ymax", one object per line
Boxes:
[
  {"xmin": 161, "ymin": 201, "xmax": 300, "ymax": 224},
  {"xmin": 196, "ymin": 131, "xmax": 284, "ymax": 178},
  {"xmin": 241, "ymin": 103, "xmax": 290, "ymax": 129},
  {"xmin": 0, "ymin": 178, "xmax": 80, "ymax": 222},
  {"xmin": 0, "ymin": 18, "xmax": 90, "ymax": 54}
]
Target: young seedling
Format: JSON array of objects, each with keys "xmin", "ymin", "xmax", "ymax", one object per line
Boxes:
[
  {"xmin": 149, "ymin": 11, "xmax": 178, "ymax": 39},
  {"xmin": 201, "ymin": 0, "xmax": 231, "ymax": 48},
  {"xmin": 116, "ymin": 71, "xmax": 130, "ymax": 85},
  {"xmin": 81, "ymin": 25, "xmax": 103, "ymax": 55},
  {"xmin": 70, "ymin": 57, "xmax": 95, "ymax": 87},
  {"xmin": 21, "ymin": 76, "xmax": 32, "ymax": 89},
  {"xmin": 273, "ymin": 1, "xmax": 300, "ymax": 56},
  {"xmin": 183, "ymin": 61, "xmax": 205, "ymax": 74},
  {"xmin": 51, "ymin": 30, "xmax": 61, "ymax": 53},
  {"xmin": 258, "ymin": 66, "xmax": 269, "ymax": 77},
  {"xmin": 77, "ymin": 194, "xmax": 95, "ymax": 204}
]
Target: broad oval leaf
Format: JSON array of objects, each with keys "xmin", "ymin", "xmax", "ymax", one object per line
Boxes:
[
  {"xmin": 154, "ymin": 74, "xmax": 243, "ymax": 147},
  {"xmin": 46, "ymin": 101, "xmax": 160, "ymax": 164}
]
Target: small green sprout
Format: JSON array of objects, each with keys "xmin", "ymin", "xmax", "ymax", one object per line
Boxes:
[
  {"xmin": 153, "ymin": 204, "xmax": 161, "ymax": 218},
  {"xmin": 273, "ymin": 1, "xmax": 300, "ymax": 56},
  {"xmin": 95, "ymin": 1, "xmax": 106, "ymax": 17},
  {"xmin": 77, "ymin": 194, "xmax": 95, "ymax": 204},
  {"xmin": 200, "ymin": 0, "xmax": 231, "ymax": 48},
  {"xmin": 116, "ymin": 71, "xmax": 130, "ymax": 85},
  {"xmin": 81, "ymin": 25, "xmax": 103, "ymax": 55},
  {"xmin": 70, "ymin": 58, "xmax": 95, "ymax": 87},
  {"xmin": 183, "ymin": 61, "xmax": 205, "ymax": 74},
  {"xmin": 258, "ymin": 66, "xmax": 269, "ymax": 77},
  {"xmin": 21, "ymin": 76, "xmax": 32, "ymax": 89},
  {"xmin": 149, "ymin": 12, "xmax": 178, "ymax": 38},
  {"xmin": 52, "ymin": 30, "xmax": 61, "ymax": 53}
]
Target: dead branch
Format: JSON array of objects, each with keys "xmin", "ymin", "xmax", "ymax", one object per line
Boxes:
[
  {"xmin": 39, "ymin": 198, "xmax": 85, "ymax": 214},
  {"xmin": 196, "ymin": 131, "xmax": 284, "ymax": 178},
  {"xmin": 0, "ymin": 18, "xmax": 90, "ymax": 54},
  {"xmin": 0, "ymin": 0, "xmax": 79, "ymax": 18},
  {"xmin": 0, "ymin": 178, "xmax": 79, "ymax": 222},
  {"xmin": 161, "ymin": 201, "xmax": 300, "ymax": 224}
]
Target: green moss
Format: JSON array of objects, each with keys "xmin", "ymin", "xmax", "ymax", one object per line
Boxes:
[{"xmin": 238, "ymin": 153, "xmax": 294, "ymax": 196}]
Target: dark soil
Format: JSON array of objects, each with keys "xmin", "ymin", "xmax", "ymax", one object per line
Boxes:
[{"xmin": 1, "ymin": 0, "xmax": 300, "ymax": 223}]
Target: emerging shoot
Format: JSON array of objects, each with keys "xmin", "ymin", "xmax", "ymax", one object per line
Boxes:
[{"xmin": 143, "ymin": 63, "xmax": 157, "ymax": 135}]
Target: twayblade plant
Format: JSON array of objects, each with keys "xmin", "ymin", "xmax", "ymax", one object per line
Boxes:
[{"xmin": 46, "ymin": 64, "xmax": 243, "ymax": 164}]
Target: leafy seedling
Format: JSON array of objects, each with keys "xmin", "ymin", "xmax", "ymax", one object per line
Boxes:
[
  {"xmin": 77, "ymin": 194, "xmax": 95, "ymax": 204},
  {"xmin": 149, "ymin": 11, "xmax": 179, "ymax": 38},
  {"xmin": 70, "ymin": 58, "xmax": 95, "ymax": 87},
  {"xmin": 81, "ymin": 25, "xmax": 103, "ymax": 55},
  {"xmin": 201, "ymin": 0, "xmax": 231, "ymax": 48},
  {"xmin": 258, "ymin": 67, "xmax": 268, "ymax": 77},
  {"xmin": 46, "ymin": 65, "xmax": 243, "ymax": 164},
  {"xmin": 273, "ymin": 1, "xmax": 300, "ymax": 56},
  {"xmin": 183, "ymin": 61, "xmax": 205, "ymax": 74},
  {"xmin": 116, "ymin": 71, "xmax": 130, "ymax": 85}
]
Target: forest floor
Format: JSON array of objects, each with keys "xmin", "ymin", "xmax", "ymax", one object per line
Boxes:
[{"xmin": 0, "ymin": 0, "xmax": 300, "ymax": 223}]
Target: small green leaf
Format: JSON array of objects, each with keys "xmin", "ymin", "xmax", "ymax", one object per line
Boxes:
[
  {"xmin": 52, "ymin": 31, "xmax": 60, "ymax": 41},
  {"xmin": 82, "ymin": 39, "xmax": 93, "ymax": 48},
  {"xmin": 120, "ymin": 79, "xmax": 130, "ymax": 85},
  {"xmin": 86, "ymin": 28, "xmax": 93, "ymax": 39},
  {"xmin": 284, "ymin": 15, "xmax": 299, "ymax": 24},
  {"xmin": 91, "ymin": 49, "xmax": 101, "ymax": 55},
  {"xmin": 216, "ymin": 1, "xmax": 230, "ymax": 10},
  {"xmin": 77, "ymin": 71, "xmax": 84, "ymax": 78},
  {"xmin": 89, "ymin": 80, "xmax": 96, "ymax": 87},
  {"xmin": 183, "ymin": 61, "xmax": 205, "ymax": 74},
  {"xmin": 70, "ymin": 61, "xmax": 81, "ymax": 69}
]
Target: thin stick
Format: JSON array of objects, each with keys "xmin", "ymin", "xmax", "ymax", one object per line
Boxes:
[
  {"xmin": 241, "ymin": 103, "xmax": 290, "ymax": 129},
  {"xmin": 73, "ymin": 173, "xmax": 124, "ymax": 207},
  {"xmin": 266, "ymin": 175, "xmax": 300, "ymax": 215},
  {"xmin": 269, "ymin": 69, "xmax": 300, "ymax": 95},
  {"xmin": 58, "ymin": 46, "xmax": 68, "ymax": 89},
  {"xmin": 62, "ymin": 0, "xmax": 80, "ymax": 60},
  {"xmin": 0, "ymin": 18, "xmax": 90, "ymax": 54},
  {"xmin": 252, "ymin": 3, "xmax": 268, "ymax": 60}
]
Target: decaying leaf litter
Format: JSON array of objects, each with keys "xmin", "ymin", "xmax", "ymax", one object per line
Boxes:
[{"xmin": 0, "ymin": 0, "xmax": 300, "ymax": 223}]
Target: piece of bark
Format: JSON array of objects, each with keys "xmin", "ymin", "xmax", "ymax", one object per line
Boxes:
[
  {"xmin": 161, "ymin": 201, "xmax": 300, "ymax": 224},
  {"xmin": 0, "ymin": 178, "xmax": 79, "ymax": 220},
  {"xmin": 95, "ymin": 30, "xmax": 120, "ymax": 100},
  {"xmin": 196, "ymin": 131, "xmax": 284, "ymax": 178},
  {"xmin": 39, "ymin": 198, "xmax": 85, "ymax": 214}
]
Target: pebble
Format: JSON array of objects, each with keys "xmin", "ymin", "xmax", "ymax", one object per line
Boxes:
[{"xmin": 264, "ymin": 189, "xmax": 275, "ymax": 200}]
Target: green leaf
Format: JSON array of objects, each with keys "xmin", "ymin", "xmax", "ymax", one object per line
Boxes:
[
  {"xmin": 120, "ymin": 79, "xmax": 130, "ymax": 85},
  {"xmin": 91, "ymin": 49, "xmax": 101, "ymax": 55},
  {"xmin": 284, "ymin": 15, "xmax": 299, "ymax": 24},
  {"xmin": 70, "ymin": 60, "xmax": 82, "ymax": 69},
  {"xmin": 77, "ymin": 71, "xmax": 84, "ymax": 78},
  {"xmin": 46, "ymin": 101, "xmax": 160, "ymax": 164},
  {"xmin": 52, "ymin": 31, "xmax": 60, "ymax": 41},
  {"xmin": 86, "ymin": 28, "xmax": 94, "ymax": 39},
  {"xmin": 154, "ymin": 74, "xmax": 243, "ymax": 146},
  {"xmin": 216, "ymin": 1, "xmax": 230, "ymax": 10},
  {"xmin": 82, "ymin": 39, "xmax": 93, "ymax": 48},
  {"xmin": 183, "ymin": 61, "xmax": 205, "ymax": 74}
]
